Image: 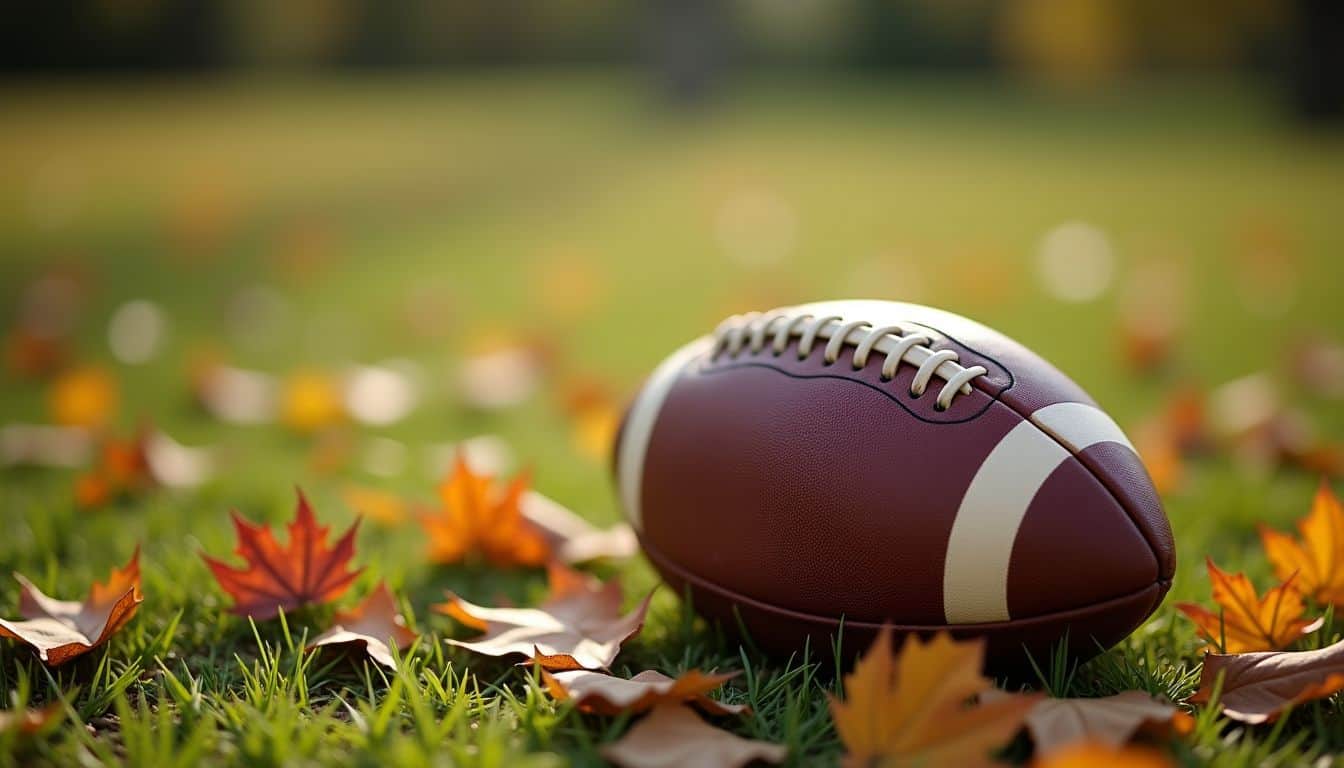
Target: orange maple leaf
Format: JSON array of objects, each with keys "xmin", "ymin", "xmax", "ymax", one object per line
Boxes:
[
  {"xmin": 202, "ymin": 489, "xmax": 362, "ymax": 619},
  {"xmin": 829, "ymin": 628, "xmax": 1041, "ymax": 768},
  {"xmin": 1176, "ymin": 558, "xmax": 1322, "ymax": 653},
  {"xmin": 420, "ymin": 454, "xmax": 551, "ymax": 567},
  {"xmin": 0, "ymin": 547, "xmax": 142, "ymax": 666},
  {"xmin": 1259, "ymin": 480, "xmax": 1344, "ymax": 606}
]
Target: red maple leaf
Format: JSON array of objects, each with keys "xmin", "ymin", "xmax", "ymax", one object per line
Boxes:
[{"xmin": 202, "ymin": 489, "xmax": 362, "ymax": 619}]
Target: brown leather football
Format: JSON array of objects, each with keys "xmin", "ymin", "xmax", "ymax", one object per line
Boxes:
[{"xmin": 613, "ymin": 299, "xmax": 1175, "ymax": 673}]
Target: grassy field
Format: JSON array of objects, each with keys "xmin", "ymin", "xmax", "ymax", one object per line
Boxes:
[{"xmin": 2, "ymin": 73, "xmax": 1344, "ymax": 766}]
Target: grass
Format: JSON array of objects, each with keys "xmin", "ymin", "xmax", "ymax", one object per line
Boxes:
[{"xmin": 1, "ymin": 72, "xmax": 1344, "ymax": 766}]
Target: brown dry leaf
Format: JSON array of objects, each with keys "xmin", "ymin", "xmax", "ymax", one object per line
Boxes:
[
  {"xmin": 830, "ymin": 628, "xmax": 1041, "ymax": 768},
  {"xmin": 307, "ymin": 581, "xmax": 416, "ymax": 670},
  {"xmin": 1259, "ymin": 480, "xmax": 1344, "ymax": 606},
  {"xmin": 202, "ymin": 490, "xmax": 362, "ymax": 619},
  {"xmin": 600, "ymin": 705, "xmax": 786, "ymax": 768},
  {"xmin": 520, "ymin": 490, "xmax": 637, "ymax": 564},
  {"xmin": 421, "ymin": 454, "xmax": 551, "ymax": 567},
  {"xmin": 435, "ymin": 563, "xmax": 651, "ymax": 670},
  {"xmin": 0, "ymin": 703, "xmax": 62, "ymax": 736},
  {"xmin": 1024, "ymin": 692, "xmax": 1179, "ymax": 757},
  {"xmin": 47, "ymin": 366, "xmax": 118, "ymax": 428},
  {"xmin": 0, "ymin": 548, "xmax": 143, "ymax": 666},
  {"xmin": 1176, "ymin": 558, "xmax": 1322, "ymax": 653},
  {"xmin": 542, "ymin": 668, "xmax": 748, "ymax": 716},
  {"xmin": 1033, "ymin": 741, "xmax": 1176, "ymax": 768},
  {"xmin": 1187, "ymin": 638, "xmax": 1344, "ymax": 724}
]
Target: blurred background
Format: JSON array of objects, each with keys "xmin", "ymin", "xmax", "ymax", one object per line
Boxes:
[{"xmin": 1, "ymin": 1, "xmax": 1342, "ymax": 566}]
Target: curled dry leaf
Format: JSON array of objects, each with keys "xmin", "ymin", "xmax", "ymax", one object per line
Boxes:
[
  {"xmin": 829, "ymin": 628, "xmax": 1041, "ymax": 768},
  {"xmin": 202, "ymin": 490, "xmax": 362, "ymax": 619},
  {"xmin": 600, "ymin": 705, "xmax": 786, "ymax": 768},
  {"xmin": 1033, "ymin": 741, "xmax": 1176, "ymax": 768},
  {"xmin": 0, "ymin": 548, "xmax": 142, "ymax": 666},
  {"xmin": 435, "ymin": 563, "xmax": 651, "ymax": 670},
  {"xmin": 1187, "ymin": 638, "xmax": 1344, "ymax": 724},
  {"xmin": 1176, "ymin": 558, "xmax": 1321, "ymax": 654},
  {"xmin": 1259, "ymin": 479, "xmax": 1344, "ymax": 606},
  {"xmin": 421, "ymin": 454, "xmax": 551, "ymax": 567},
  {"xmin": 520, "ymin": 490, "xmax": 637, "ymax": 564},
  {"xmin": 1023, "ymin": 691, "xmax": 1179, "ymax": 757},
  {"xmin": 542, "ymin": 668, "xmax": 748, "ymax": 716},
  {"xmin": 308, "ymin": 582, "xmax": 416, "ymax": 670},
  {"xmin": 0, "ymin": 703, "xmax": 62, "ymax": 735}
]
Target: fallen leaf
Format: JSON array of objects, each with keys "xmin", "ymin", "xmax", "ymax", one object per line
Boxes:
[
  {"xmin": 1033, "ymin": 741, "xmax": 1176, "ymax": 768},
  {"xmin": 420, "ymin": 454, "xmax": 551, "ymax": 567},
  {"xmin": 74, "ymin": 428, "xmax": 214, "ymax": 509},
  {"xmin": 1260, "ymin": 480, "xmax": 1344, "ymax": 606},
  {"xmin": 1132, "ymin": 420, "xmax": 1184, "ymax": 497},
  {"xmin": 559, "ymin": 378, "xmax": 622, "ymax": 462},
  {"xmin": 457, "ymin": 339, "xmax": 546, "ymax": 411},
  {"xmin": 279, "ymin": 370, "xmax": 345, "ymax": 433},
  {"xmin": 0, "ymin": 424, "xmax": 91, "ymax": 468},
  {"xmin": 0, "ymin": 548, "xmax": 142, "ymax": 666},
  {"xmin": 342, "ymin": 484, "xmax": 410, "ymax": 527},
  {"xmin": 1023, "ymin": 691, "xmax": 1179, "ymax": 757},
  {"xmin": 600, "ymin": 705, "xmax": 786, "ymax": 768},
  {"xmin": 1176, "ymin": 558, "xmax": 1322, "ymax": 653},
  {"xmin": 307, "ymin": 582, "xmax": 416, "ymax": 670},
  {"xmin": 1290, "ymin": 335, "xmax": 1344, "ymax": 399},
  {"xmin": 47, "ymin": 366, "xmax": 118, "ymax": 428},
  {"xmin": 192, "ymin": 359, "xmax": 278, "ymax": 425},
  {"xmin": 202, "ymin": 490, "xmax": 362, "ymax": 619},
  {"xmin": 1187, "ymin": 638, "xmax": 1344, "ymax": 724},
  {"xmin": 520, "ymin": 490, "xmax": 637, "ymax": 564},
  {"xmin": 435, "ymin": 563, "xmax": 651, "ymax": 670},
  {"xmin": 542, "ymin": 668, "xmax": 748, "ymax": 716},
  {"xmin": 4, "ymin": 326, "xmax": 68, "ymax": 379},
  {"xmin": 0, "ymin": 703, "xmax": 62, "ymax": 735},
  {"xmin": 830, "ymin": 628, "xmax": 1041, "ymax": 768}
]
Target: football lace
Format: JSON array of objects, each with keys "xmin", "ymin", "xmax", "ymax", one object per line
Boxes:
[{"xmin": 710, "ymin": 311, "xmax": 989, "ymax": 411}]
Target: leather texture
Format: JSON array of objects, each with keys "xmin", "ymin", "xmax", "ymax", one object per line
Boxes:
[{"xmin": 616, "ymin": 300, "xmax": 1176, "ymax": 673}]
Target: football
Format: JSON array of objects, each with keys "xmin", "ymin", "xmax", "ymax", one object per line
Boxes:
[{"xmin": 614, "ymin": 299, "xmax": 1175, "ymax": 673}]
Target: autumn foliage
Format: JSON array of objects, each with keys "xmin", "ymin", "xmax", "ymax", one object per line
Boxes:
[
  {"xmin": 203, "ymin": 490, "xmax": 362, "ymax": 619},
  {"xmin": 0, "ymin": 547, "xmax": 142, "ymax": 666},
  {"xmin": 829, "ymin": 628, "xmax": 1041, "ymax": 767},
  {"xmin": 420, "ymin": 454, "xmax": 551, "ymax": 567}
]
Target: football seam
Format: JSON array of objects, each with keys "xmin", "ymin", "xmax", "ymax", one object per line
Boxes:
[
  {"xmin": 699, "ymin": 360, "xmax": 1001, "ymax": 425},
  {"xmin": 641, "ymin": 532, "xmax": 1172, "ymax": 631},
  {"xmin": 990, "ymin": 395, "xmax": 1173, "ymax": 584}
]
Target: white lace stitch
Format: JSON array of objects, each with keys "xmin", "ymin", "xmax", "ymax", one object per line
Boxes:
[{"xmin": 711, "ymin": 311, "xmax": 990, "ymax": 410}]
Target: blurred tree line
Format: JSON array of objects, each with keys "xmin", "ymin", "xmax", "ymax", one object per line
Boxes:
[{"xmin": 3, "ymin": 0, "xmax": 1339, "ymax": 116}]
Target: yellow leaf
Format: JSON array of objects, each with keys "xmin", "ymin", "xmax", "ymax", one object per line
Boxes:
[
  {"xmin": 280, "ymin": 370, "xmax": 344, "ymax": 432},
  {"xmin": 48, "ymin": 366, "xmax": 118, "ymax": 428},
  {"xmin": 1259, "ymin": 479, "xmax": 1344, "ymax": 606},
  {"xmin": 829, "ymin": 628, "xmax": 1041, "ymax": 768},
  {"xmin": 1176, "ymin": 558, "xmax": 1322, "ymax": 653}
]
